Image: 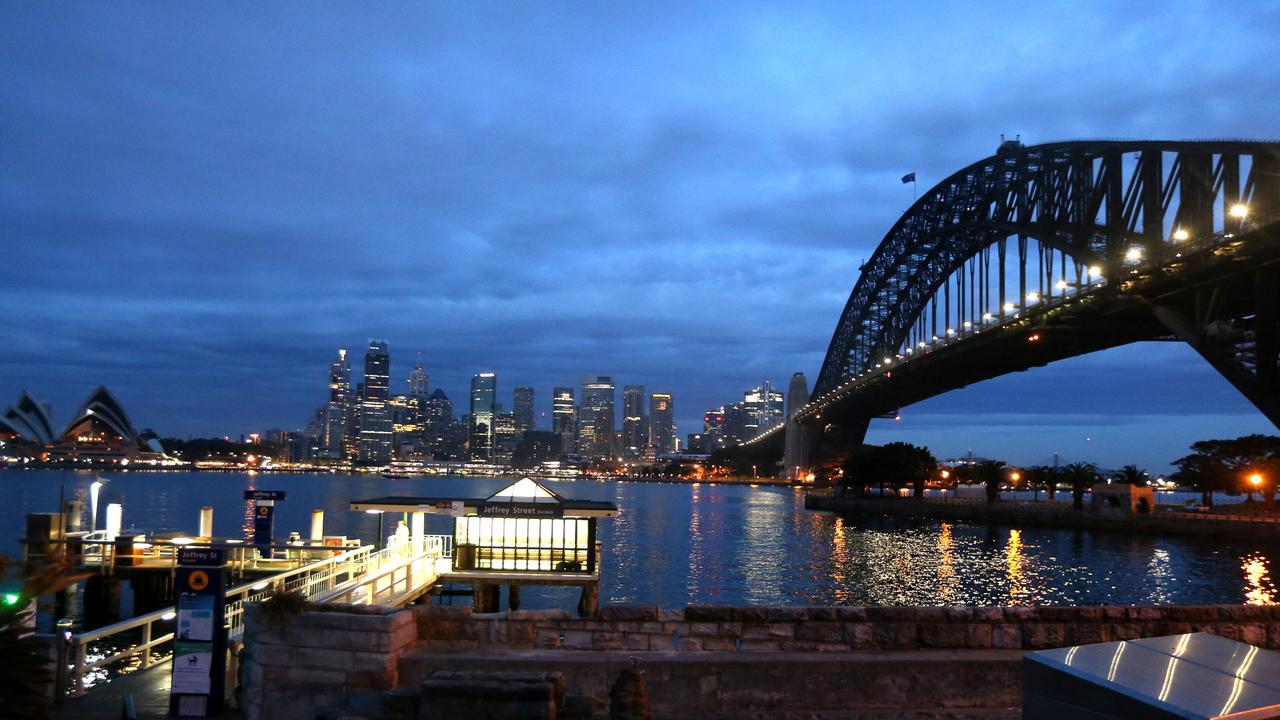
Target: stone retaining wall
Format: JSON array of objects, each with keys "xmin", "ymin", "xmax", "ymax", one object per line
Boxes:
[
  {"xmin": 414, "ymin": 604, "xmax": 1280, "ymax": 653},
  {"xmin": 239, "ymin": 603, "xmax": 418, "ymax": 720},
  {"xmin": 237, "ymin": 603, "xmax": 1280, "ymax": 719}
]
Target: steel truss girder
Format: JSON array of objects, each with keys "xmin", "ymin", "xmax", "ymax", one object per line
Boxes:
[{"xmin": 814, "ymin": 140, "xmax": 1280, "ymax": 397}]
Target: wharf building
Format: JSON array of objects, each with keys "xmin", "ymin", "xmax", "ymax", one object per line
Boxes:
[
  {"xmin": 469, "ymin": 373, "xmax": 497, "ymax": 462},
  {"xmin": 578, "ymin": 375, "xmax": 615, "ymax": 459},
  {"xmin": 358, "ymin": 340, "xmax": 393, "ymax": 464}
]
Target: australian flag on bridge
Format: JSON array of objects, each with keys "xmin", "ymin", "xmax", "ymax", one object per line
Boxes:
[{"xmin": 901, "ymin": 171, "xmax": 916, "ymax": 184}]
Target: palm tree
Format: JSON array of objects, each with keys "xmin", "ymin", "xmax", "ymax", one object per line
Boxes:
[
  {"xmin": 1112, "ymin": 464, "xmax": 1148, "ymax": 486},
  {"xmin": 1063, "ymin": 462, "xmax": 1098, "ymax": 511},
  {"xmin": 976, "ymin": 460, "xmax": 1007, "ymax": 504}
]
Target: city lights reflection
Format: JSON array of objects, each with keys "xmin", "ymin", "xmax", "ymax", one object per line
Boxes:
[{"xmin": 1242, "ymin": 553, "xmax": 1275, "ymax": 605}]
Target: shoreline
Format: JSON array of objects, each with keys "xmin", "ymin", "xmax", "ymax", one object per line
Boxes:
[{"xmin": 806, "ymin": 494, "xmax": 1280, "ymax": 540}]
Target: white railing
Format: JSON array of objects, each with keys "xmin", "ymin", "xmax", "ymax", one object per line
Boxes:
[
  {"xmin": 56, "ymin": 541, "xmax": 392, "ymax": 696},
  {"xmin": 313, "ymin": 535, "xmax": 452, "ymax": 606}
]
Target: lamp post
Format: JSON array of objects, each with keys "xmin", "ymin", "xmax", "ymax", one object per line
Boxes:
[{"xmin": 1248, "ymin": 472, "xmax": 1263, "ymax": 503}]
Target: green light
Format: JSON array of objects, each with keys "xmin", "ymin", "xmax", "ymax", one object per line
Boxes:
[{"xmin": 2, "ymin": 593, "xmax": 20, "ymax": 606}]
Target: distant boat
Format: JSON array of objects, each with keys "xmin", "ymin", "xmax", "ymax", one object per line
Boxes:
[{"xmin": 382, "ymin": 471, "xmax": 414, "ymax": 479}]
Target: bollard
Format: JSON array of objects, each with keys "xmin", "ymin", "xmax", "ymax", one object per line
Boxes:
[
  {"xmin": 199, "ymin": 507, "xmax": 214, "ymax": 538},
  {"xmin": 310, "ymin": 510, "xmax": 324, "ymax": 541}
]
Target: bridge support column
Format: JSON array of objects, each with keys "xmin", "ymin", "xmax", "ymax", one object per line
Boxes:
[{"xmin": 783, "ymin": 419, "xmax": 819, "ymax": 481}]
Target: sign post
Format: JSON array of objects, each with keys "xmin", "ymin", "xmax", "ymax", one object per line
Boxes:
[
  {"xmin": 243, "ymin": 490, "xmax": 287, "ymax": 558},
  {"xmin": 170, "ymin": 547, "xmax": 227, "ymax": 718}
]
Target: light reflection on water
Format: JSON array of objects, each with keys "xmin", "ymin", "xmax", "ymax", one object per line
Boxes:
[{"xmin": 2, "ymin": 470, "xmax": 1278, "ymax": 609}]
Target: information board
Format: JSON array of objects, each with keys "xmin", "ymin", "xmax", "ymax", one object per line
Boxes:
[{"xmin": 170, "ymin": 548, "xmax": 226, "ymax": 717}]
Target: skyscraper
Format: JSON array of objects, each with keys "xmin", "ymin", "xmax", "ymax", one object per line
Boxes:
[
  {"xmin": 358, "ymin": 340, "xmax": 392, "ymax": 464},
  {"xmin": 743, "ymin": 381, "xmax": 784, "ymax": 436},
  {"xmin": 407, "ymin": 358, "xmax": 429, "ymax": 400},
  {"xmin": 469, "ymin": 373, "xmax": 496, "ymax": 462},
  {"xmin": 579, "ymin": 375, "xmax": 615, "ymax": 459},
  {"xmin": 622, "ymin": 384, "xmax": 645, "ymax": 457},
  {"xmin": 552, "ymin": 387, "xmax": 576, "ymax": 453},
  {"xmin": 320, "ymin": 348, "xmax": 350, "ymax": 460},
  {"xmin": 513, "ymin": 387, "xmax": 534, "ymax": 434},
  {"xmin": 648, "ymin": 392, "xmax": 675, "ymax": 455}
]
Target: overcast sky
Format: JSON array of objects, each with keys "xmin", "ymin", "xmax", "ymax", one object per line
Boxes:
[{"xmin": 3, "ymin": 2, "xmax": 1279, "ymax": 470}]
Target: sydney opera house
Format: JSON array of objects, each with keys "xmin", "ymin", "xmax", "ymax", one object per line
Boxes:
[{"xmin": 0, "ymin": 386, "xmax": 166, "ymax": 464}]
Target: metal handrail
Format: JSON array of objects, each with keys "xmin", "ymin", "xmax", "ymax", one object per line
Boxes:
[
  {"xmin": 312, "ymin": 535, "xmax": 452, "ymax": 606},
  {"xmin": 55, "ymin": 542, "xmax": 380, "ymax": 695}
]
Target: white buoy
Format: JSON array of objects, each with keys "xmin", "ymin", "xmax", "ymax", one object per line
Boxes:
[
  {"xmin": 310, "ymin": 510, "xmax": 324, "ymax": 541},
  {"xmin": 199, "ymin": 506, "xmax": 214, "ymax": 538}
]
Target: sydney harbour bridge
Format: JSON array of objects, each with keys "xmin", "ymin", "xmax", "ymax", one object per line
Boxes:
[{"xmin": 740, "ymin": 139, "xmax": 1280, "ymax": 478}]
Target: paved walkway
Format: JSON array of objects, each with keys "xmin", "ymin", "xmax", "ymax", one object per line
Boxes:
[{"xmin": 53, "ymin": 660, "xmax": 238, "ymax": 719}]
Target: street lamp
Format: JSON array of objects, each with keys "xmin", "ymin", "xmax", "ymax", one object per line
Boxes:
[
  {"xmin": 1230, "ymin": 203, "xmax": 1249, "ymax": 220},
  {"xmin": 1172, "ymin": 228, "xmax": 1190, "ymax": 242}
]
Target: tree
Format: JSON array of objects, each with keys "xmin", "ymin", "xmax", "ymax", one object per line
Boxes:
[
  {"xmin": 1024, "ymin": 465, "xmax": 1060, "ymax": 501},
  {"xmin": 1112, "ymin": 464, "xmax": 1148, "ymax": 486},
  {"xmin": 1173, "ymin": 434, "xmax": 1280, "ymax": 508},
  {"xmin": 879, "ymin": 442, "xmax": 937, "ymax": 498},
  {"xmin": 1062, "ymin": 462, "xmax": 1098, "ymax": 511},
  {"xmin": 975, "ymin": 460, "xmax": 1007, "ymax": 504}
]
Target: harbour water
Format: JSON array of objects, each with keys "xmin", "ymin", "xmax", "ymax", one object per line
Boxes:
[{"xmin": 2, "ymin": 469, "xmax": 1276, "ymax": 609}]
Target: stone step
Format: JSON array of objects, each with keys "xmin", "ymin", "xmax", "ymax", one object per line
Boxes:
[{"xmin": 399, "ymin": 648, "xmax": 1025, "ymax": 719}]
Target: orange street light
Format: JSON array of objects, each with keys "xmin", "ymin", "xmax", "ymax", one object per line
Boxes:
[
  {"xmin": 940, "ymin": 469, "xmax": 951, "ymax": 479},
  {"xmin": 1010, "ymin": 471, "xmax": 1022, "ymax": 482},
  {"xmin": 1249, "ymin": 473, "xmax": 1263, "ymax": 487}
]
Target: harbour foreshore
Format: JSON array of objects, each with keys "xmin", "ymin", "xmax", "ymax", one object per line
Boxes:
[
  {"xmin": 806, "ymin": 493, "xmax": 1280, "ymax": 540},
  {"xmin": 239, "ymin": 602, "xmax": 1280, "ymax": 720}
]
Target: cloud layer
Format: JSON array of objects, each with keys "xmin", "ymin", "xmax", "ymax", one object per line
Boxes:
[{"xmin": 3, "ymin": 2, "xmax": 1279, "ymax": 467}]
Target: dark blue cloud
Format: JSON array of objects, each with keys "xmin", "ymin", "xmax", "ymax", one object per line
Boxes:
[{"xmin": 3, "ymin": 1, "xmax": 1279, "ymax": 463}]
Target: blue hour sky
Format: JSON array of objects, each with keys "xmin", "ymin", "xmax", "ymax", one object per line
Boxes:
[{"xmin": 3, "ymin": 2, "xmax": 1279, "ymax": 470}]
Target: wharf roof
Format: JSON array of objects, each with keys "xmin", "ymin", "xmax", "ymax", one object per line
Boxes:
[{"xmin": 350, "ymin": 478, "xmax": 617, "ymax": 517}]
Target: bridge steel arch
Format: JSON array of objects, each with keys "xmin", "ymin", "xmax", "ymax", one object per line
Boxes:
[{"xmin": 813, "ymin": 140, "xmax": 1280, "ymax": 399}]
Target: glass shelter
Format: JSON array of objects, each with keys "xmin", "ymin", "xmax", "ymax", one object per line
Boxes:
[{"xmin": 349, "ymin": 478, "xmax": 617, "ymax": 576}]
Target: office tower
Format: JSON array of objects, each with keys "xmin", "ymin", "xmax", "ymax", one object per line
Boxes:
[
  {"xmin": 421, "ymin": 388, "xmax": 453, "ymax": 457},
  {"xmin": 469, "ymin": 373, "xmax": 496, "ymax": 462},
  {"xmin": 551, "ymin": 387, "xmax": 576, "ymax": 453},
  {"xmin": 357, "ymin": 340, "xmax": 393, "ymax": 464},
  {"xmin": 702, "ymin": 408, "xmax": 726, "ymax": 448},
  {"xmin": 743, "ymin": 381, "xmax": 784, "ymax": 435},
  {"xmin": 320, "ymin": 349, "xmax": 351, "ymax": 460},
  {"xmin": 493, "ymin": 412, "xmax": 518, "ymax": 464},
  {"xmin": 407, "ymin": 358, "xmax": 429, "ymax": 400},
  {"xmin": 648, "ymin": 392, "xmax": 675, "ymax": 455},
  {"xmin": 622, "ymin": 384, "xmax": 645, "ymax": 457},
  {"xmin": 513, "ymin": 387, "xmax": 535, "ymax": 434},
  {"xmin": 578, "ymin": 375, "xmax": 615, "ymax": 459}
]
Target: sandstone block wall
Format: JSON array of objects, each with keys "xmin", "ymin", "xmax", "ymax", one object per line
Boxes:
[
  {"xmin": 238, "ymin": 603, "xmax": 418, "ymax": 720},
  {"xmin": 413, "ymin": 603, "xmax": 1280, "ymax": 653}
]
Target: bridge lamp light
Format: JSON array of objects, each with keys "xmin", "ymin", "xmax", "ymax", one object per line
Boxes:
[
  {"xmin": 931, "ymin": 335, "xmax": 939, "ymax": 342},
  {"xmin": 1055, "ymin": 279, "xmax": 1068, "ymax": 290},
  {"xmin": 918, "ymin": 341, "xmax": 927, "ymax": 348},
  {"xmin": 1026, "ymin": 292, "xmax": 1040, "ymax": 303},
  {"xmin": 982, "ymin": 313, "xmax": 993, "ymax": 321},
  {"xmin": 946, "ymin": 328, "xmax": 956, "ymax": 336},
  {"xmin": 1124, "ymin": 247, "xmax": 1143, "ymax": 262},
  {"xmin": 1230, "ymin": 203, "xmax": 1249, "ymax": 220},
  {"xmin": 1172, "ymin": 228, "xmax": 1190, "ymax": 242},
  {"xmin": 1002, "ymin": 302, "xmax": 1016, "ymax": 313},
  {"xmin": 963, "ymin": 321, "xmax": 972, "ymax": 329}
]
